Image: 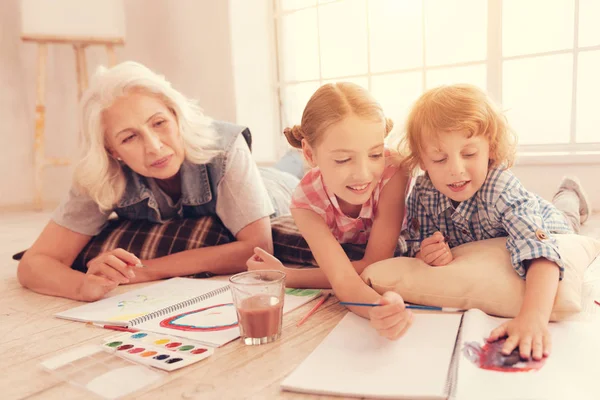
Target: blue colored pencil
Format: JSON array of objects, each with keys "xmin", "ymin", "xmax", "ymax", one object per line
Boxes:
[{"xmin": 339, "ymin": 302, "xmax": 463, "ymax": 312}]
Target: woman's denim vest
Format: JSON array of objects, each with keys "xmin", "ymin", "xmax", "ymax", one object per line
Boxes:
[{"xmin": 113, "ymin": 121, "xmax": 250, "ymax": 223}]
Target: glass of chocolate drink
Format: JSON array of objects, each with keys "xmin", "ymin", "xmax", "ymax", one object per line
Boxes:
[{"xmin": 229, "ymin": 270, "xmax": 286, "ymax": 345}]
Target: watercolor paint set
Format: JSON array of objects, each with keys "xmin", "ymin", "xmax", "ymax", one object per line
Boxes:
[
  {"xmin": 40, "ymin": 344, "xmax": 165, "ymax": 399},
  {"xmin": 102, "ymin": 331, "xmax": 214, "ymax": 371}
]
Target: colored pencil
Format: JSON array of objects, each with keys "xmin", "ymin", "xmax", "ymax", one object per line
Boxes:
[
  {"xmin": 86, "ymin": 322, "xmax": 139, "ymax": 333},
  {"xmin": 339, "ymin": 302, "xmax": 463, "ymax": 312},
  {"xmin": 594, "ymin": 300, "xmax": 600, "ymax": 307},
  {"xmin": 296, "ymin": 293, "xmax": 331, "ymax": 327}
]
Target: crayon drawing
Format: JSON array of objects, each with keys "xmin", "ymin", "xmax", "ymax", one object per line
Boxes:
[
  {"xmin": 159, "ymin": 303, "xmax": 238, "ymax": 332},
  {"xmin": 117, "ymin": 295, "xmax": 149, "ymax": 310},
  {"xmin": 107, "ymin": 294, "xmax": 176, "ymax": 322}
]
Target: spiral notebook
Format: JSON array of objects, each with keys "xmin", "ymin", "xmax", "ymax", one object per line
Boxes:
[
  {"xmin": 281, "ymin": 309, "xmax": 600, "ymax": 399},
  {"xmin": 55, "ymin": 277, "xmax": 321, "ymax": 347}
]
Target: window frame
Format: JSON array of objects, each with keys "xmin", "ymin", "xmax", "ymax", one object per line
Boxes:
[{"xmin": 272, "ymin": 0, "xmax": 600, "ymax": 162}]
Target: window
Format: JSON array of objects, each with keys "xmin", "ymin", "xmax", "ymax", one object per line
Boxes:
[{"xmin": 274, "ymin": 0, "xmax": 600, "ymax": 153}]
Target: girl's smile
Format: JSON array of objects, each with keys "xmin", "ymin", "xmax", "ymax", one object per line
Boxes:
[{"xmin": 346, "ymin": 182, "xmax": 371, "ymax": 194}]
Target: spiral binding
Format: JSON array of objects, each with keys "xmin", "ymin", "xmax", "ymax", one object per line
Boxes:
[
  {"xmin": 444, "ymin": 313, "xmax": 465, "ymax": 400},
  {"xmin": 128, "ymin": 285, "xmax": 231, "ymax": 326}
]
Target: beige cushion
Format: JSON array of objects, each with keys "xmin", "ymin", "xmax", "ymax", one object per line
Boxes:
[{"xmin": 360, "ymin": 235, "xmax": 600, "ymax": 321}]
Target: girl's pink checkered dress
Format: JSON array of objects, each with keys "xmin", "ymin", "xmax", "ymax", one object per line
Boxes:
[{"xmin": 290, "ymin": 163, "xmax": 400, "ymax": 244}]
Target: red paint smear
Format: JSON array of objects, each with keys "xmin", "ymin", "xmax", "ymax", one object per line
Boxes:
[
  {"xmin": 479, "ymin": 342, "xmax": 545, "ymax": 372},
  {"xmin": 159, "ymin": 303, "xmax": 238, "ymax": 332},
  {"xmin": 463, "ymin": 340, "xmax": 546, "ymax": 373}
]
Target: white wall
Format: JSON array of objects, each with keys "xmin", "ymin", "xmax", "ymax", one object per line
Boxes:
[
  {"xmin": 1, "ymin": 0, "xmax": 281, "ymax": 210},
  {"xmin": 512, "ymin": 163, "xmax": 599, "ymax": 210},
  {"xmin": 228, "ymin": 0, "xmax": 281, "ymax": 164}
]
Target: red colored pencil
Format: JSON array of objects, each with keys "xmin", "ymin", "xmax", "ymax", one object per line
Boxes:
[
  {"xmin": 594, "ymin": 300, "xmax": 600, "ymax": 307},
  {"xmin": 296, "ymin": 293, "xmax": 331, "ymax": 327}
]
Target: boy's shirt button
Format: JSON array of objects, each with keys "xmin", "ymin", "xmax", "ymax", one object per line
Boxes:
[{"xmin": 535, "ymin": 229, "xmax": 549, "ymax": 240}]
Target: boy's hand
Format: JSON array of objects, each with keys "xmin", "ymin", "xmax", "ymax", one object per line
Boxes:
[
  {"xmin": 418, "ymin": 231, "xmax": 452, "ymax": 266},
  {"xmin": 369, "ymin": 291, "xmax": 414, "ymax": 340},
  {"xmin": 246, "ymin": 247, "xmax": 285, "ymax": 272},
  {"xmin": 487, "ymin": 311, "xmax": 551, "ymax": 361}
]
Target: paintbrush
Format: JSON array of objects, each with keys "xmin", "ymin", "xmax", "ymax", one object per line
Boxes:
[
  {"xmin": 86, "ymin": 322, "xmax": 139, "ymax": 333},
  {"xmin": 339, "ymin": 302, "xmax": 464, "ymax": 312}
]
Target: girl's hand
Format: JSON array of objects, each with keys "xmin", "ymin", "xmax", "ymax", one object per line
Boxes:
[
  {"xmin": 487, "ymin": 311, "xmax": 551, "ymax": 361},
  {"xmin": 86, "ymin": 248, "xmax": 140, "ymax": 284},
  {"xmin": 368, "ymin": 291, "xmax": 414, "ymax": 340},
  {"xmin": 246, "ymin": 247, "xmax": 285, "ymax": 272},
  {"xmin": 418, "ymin": 231, "xmax": 452, "ymax": 266}
]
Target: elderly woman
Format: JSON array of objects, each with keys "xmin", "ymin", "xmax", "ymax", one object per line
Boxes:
[{"xmin": 18, "ymin": 62, "xmax": 277, "ymax": 301}]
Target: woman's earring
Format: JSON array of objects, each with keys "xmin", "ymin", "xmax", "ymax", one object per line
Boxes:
[{"xmin": 117, "ymin": 157, "xmax": 122, "ymax": 161}]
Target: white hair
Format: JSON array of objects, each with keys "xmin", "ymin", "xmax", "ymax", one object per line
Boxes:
[{"xmin": 74, "ymin": 61, "xmax": 221, "ymax": 211}]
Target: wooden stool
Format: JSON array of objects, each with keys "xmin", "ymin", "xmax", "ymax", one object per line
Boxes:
[{"xmin": 20, "ymin": 36, "xmax": 124, "ymax": 210}]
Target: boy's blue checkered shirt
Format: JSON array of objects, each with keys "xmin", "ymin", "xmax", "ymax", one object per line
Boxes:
[{"xmin": 403, "ymin": 167, "xmax": 573, "ymax": 278}]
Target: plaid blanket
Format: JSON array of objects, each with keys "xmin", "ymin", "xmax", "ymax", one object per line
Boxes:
[
  {"xmin": 14, "ymin": 215, "xmax": 398, "ymax": 272},
  {"xmin": 70, "ymin": 215, "xmax": 366, "ymax": 271},
  {"xmin": 271, "ymin": 215, "xmax": 366, "ymax": 266},
  {"xmin": 72, "ymin": 216, "xmax": 235, "ymax": 278}
]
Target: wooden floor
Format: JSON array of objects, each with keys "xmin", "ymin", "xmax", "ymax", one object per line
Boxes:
[{"xmin": 1, "ymin": 210, "xmax": 600, "ymax": 399}]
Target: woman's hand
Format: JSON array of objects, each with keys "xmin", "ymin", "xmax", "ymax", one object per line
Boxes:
[
  {"xmin": 246, "ymin": 247, "xmax": 285, "ymax": 272},
  {"xmin": 77, "ymin": 248, "xmax": 144, "ymax": 301},
  {"xmin": 368, "ymin": 291, "xmax": 414, "ymax": 340},
  {"xmin": 76, "ymin": 274, "xmax": 119, "ymax": 302},
  {"xmin": 417, "ymin": 231, "xmax": 452, "ymax": 266},
  {"xmin": 85, "ymin": 248, "xmax": 141, "ymax": 284}
]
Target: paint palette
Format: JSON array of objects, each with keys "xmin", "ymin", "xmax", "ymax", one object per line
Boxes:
[{"xmin": 102, "ymin": 331, "xmax": 214, "ymax": 371}]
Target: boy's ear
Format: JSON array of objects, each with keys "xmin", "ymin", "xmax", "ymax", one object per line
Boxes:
[{"xmin": 301, "ymin": 139, "xmax": 317, "ymax": 168}]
